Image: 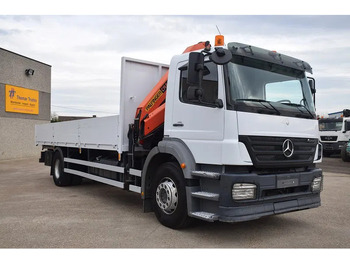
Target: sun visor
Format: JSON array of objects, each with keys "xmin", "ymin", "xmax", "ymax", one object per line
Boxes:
[{"xmin": 228, "ymin": 42, "xmax": 313, "ymax": 74}]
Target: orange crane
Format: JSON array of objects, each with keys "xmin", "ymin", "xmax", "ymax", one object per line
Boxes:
[{"xmin": 133, "ymin": 41, "xmax": 210, "ymax": 143}]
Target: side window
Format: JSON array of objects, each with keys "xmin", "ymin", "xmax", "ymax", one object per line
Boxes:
[
  {"xmin": 345, "ymin": 121, "xmax": 350, "ymax": 131},
  {"xmin": 179, "ymin": 61, "xmax": 218, "ymax": 105}
]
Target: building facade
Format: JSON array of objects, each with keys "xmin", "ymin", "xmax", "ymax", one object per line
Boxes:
[{"xmin": 0, "ymin": 48, "xmax": 51, "ymax": 160}]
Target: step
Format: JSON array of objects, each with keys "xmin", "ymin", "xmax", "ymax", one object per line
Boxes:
[
  {"xmin": 129, "ymin": 185, "xmax": 141, "ymax": 194},
  {"xmin": 191, "ymin": 191, "xmax": 219, "ymax": 201},
  {"xmin": 191, "ymin": 171, "xmax": 220, "ymax": 179},
  {"xmin": 190, "ymin": 211, "xmax": 219, "ymax": 222}
]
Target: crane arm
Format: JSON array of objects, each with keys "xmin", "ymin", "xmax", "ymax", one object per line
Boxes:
[{"xmin": 134, "ymin": 41, "xmax": 207, "ymax": 140}]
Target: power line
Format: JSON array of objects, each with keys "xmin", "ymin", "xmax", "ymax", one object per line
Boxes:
[{"xmin": 51, "ymin": 105, "xmax": 116, "ymax": 114}]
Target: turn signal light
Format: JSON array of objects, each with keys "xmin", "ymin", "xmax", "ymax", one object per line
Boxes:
[{"xmin": 215, "ymin": 35, "xmax": 224, "ymax": 46}]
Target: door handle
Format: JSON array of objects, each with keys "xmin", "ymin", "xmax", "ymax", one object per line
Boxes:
[{"xmin": 173, "ymin": 122, "xmax": 184, "ymax": 127}]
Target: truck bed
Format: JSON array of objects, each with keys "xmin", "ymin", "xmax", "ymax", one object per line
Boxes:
[
  {"xmin": 35, "ymin": 115, "xmax": 120, "ymax": 151},
  {"xmin": 35, "ymin": 57, "xmax": 169, "ymax": 153}
]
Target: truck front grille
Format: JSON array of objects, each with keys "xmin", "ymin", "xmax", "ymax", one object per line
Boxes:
[
  {"xmin": 261, "ymin": 185, "xmax": 309, "ymax": 198},
  {"xmin": 320, "ymin": 136, "xmax": 337, "ymax": 142},
  {"xmin": 239, "ymin": 136, "xmax": 318, "ymax": 168}
]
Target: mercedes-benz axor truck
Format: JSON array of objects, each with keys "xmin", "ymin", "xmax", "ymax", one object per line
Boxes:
[{"xmin": 36, "ymin": 36, "xmax": 323, "ymax": 228}]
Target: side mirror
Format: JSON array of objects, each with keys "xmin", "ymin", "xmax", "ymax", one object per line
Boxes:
[
  {"xmin": 210, "ymin": 47, "xmax": 232, "ymax": 65},
  {"xmin": 187, "ymin": 86, "xmax": 203, "ymax": 101},
  {"xmin": 187, "ymin": 52, "xmax": 204, "ymax": 86},
  {"xmin": 308, "ymin": 78, "xmax": 316, "ymax": 93},
  {"xmin": 343, "ymin": 109, "xmax": 350, "ymax": 117},
  {"xmin": 307, "ymin": 77, "xmax": 316, "ymax": 106}
]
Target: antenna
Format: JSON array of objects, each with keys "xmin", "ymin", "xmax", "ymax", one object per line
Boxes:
[{"xmin": 216, "ymin": 25, "xmax": 222, "ymax": 35}]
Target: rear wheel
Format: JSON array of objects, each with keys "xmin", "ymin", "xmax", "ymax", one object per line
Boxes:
[{"xmin": 152, "ymin": 162, "xmax": 192, "ymax": 229}]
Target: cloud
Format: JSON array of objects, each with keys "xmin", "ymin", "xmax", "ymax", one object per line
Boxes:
[{"xmin": 0, "ymin": 15, "xmax": 349, "ymax": 117}]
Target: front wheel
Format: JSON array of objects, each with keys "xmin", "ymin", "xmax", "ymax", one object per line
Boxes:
[
  {"xmin": 52, "ymin": 151, "xmax": 72, "ymax": 186},
  {"xmin": 341, "ymin": 145, "xmax": 350, "ymax": 162},
  {"xmin": 151, "ymin": 162, "xmax": 192, "ymax": 229}
]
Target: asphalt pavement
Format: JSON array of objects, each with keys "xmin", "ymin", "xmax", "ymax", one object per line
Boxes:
[{"xmin": 0, "ymin": 157, "xmax": 349, "ymax": 248}]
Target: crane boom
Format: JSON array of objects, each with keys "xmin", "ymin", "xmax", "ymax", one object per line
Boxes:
[{"xmin": 133, "ymin": 41, "xmax": 207, "ymax": 143}]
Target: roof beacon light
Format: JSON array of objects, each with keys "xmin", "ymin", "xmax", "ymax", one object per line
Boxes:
[{"xmin": 215, "ymin": 35, "xmax": 224, "ymax": 46}]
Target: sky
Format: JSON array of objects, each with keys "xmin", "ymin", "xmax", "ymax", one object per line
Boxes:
[{"xmin": 1, "ymin": 6, "xmax": 349, "ymax": 118}]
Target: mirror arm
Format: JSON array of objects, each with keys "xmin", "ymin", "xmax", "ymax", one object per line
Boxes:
[{"xmin": 196, "ymin": 96, "xmax": 223, "ymax": 108}]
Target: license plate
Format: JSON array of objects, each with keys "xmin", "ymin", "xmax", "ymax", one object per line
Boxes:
[{"xmin": 277, "ymin": 178, "xmax": 299, "ymax": 188}]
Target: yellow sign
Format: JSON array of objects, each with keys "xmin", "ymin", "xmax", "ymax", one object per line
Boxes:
[{"xmin": 5, "ymin": 85, "xmax": 39, "ymax": 115}]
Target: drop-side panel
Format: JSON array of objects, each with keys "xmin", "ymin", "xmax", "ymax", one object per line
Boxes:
[
  {"xmin": 35, "ymin": 115, "xmax": 120, "ymax": 151},
  {"xmin": 35, "ymin": 57, "xmax": 169, "ymax": 153},
  {"xmin": 119, "ymin": 57, "xmax": 169, "ymax": 151}
]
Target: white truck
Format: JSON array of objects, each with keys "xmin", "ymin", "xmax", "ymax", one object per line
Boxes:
[
  {"xmin": 319, "ymin": 109, "xmax": 350, "ymax": 156},
  {"xmin": 36, "ymin": 36, "xmax": 323, "ymax": 229}
]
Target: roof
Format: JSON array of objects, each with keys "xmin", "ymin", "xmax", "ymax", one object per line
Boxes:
[
  {"xmin": 328, "ymin": 111, "xmax": 343, "ymax": 115},
  {"xmin": 0, "ymin": 47, "xmax": 51, "ymax": 67},
  {"xmin": 227, "ymin": 42, "xmax": 312, "ymax": 74}
]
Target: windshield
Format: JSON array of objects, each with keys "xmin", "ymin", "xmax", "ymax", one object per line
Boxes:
[
  {"xmin": 319, "ymin": 119, "xmax": 343, "ymax": 131},
  {"xmin": 226, "ymin": 56, "xmax": 316, "ymax": 119}
]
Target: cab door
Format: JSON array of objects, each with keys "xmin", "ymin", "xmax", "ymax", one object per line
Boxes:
[{"xmin": 168, "ymin": 60, "xmax": 225, "ymax": 164}]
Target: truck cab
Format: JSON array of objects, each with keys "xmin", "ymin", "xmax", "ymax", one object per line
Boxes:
[
  {"xmin": 166, "ymin": 43, "xmax": 319, "ymax": 166},
  {"xmin": 319, "ymin": 110, "xmax": 350, "ymax": 156},
  {"xmin": 144, "ymin": 42, "xmax": 323, "ymax": 225}
]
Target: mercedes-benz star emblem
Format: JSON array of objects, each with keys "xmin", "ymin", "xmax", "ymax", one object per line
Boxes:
[{"xmin": 282, "ymin": 139, "xmax": 294, "ymax": 158}]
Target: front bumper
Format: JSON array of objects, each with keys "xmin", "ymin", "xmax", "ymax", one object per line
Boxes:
[
  {"xmin": 321, "ymin": 141, "xmax": 346, "ymax": 153},
  {"xmin": 190, "ymin": 168, "xmax": 322, "ymax": 223},
  {"xmin": 219, "ymin": 168, "xmax": 322, "ymax": 222},
  {"xmin": 219, "ymin": 194, "xmax": 320, "ymax": 222}
]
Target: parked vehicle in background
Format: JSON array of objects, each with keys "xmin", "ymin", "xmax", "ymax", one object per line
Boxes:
[
  {"xmin": 319, "ymin": 109, "xmax": 350, "ymax": 157},
  {"xmin": 341, "ymin": 139, "xmax": 350, "ymax": 162}
]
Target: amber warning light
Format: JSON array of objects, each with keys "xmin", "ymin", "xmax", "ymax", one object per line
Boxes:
[{"xmin": 215, "ymin": 35, "xmax": 224, "ymax": 46}]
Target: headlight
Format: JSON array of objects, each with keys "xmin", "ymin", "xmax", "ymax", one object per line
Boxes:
[
  {"xmin": 311, "ymin": 177, "xmax": 323, "ymax": 192},
  {"xmin": 232, "ymin": 183, "xmax": 257, "ymax": 200}
]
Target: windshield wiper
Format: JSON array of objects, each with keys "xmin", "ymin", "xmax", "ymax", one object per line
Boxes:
[
  {"xmin": 236, "ymin": 99, "xmax": 267, "ymax": 102},
  {"xmin": 236, "ymin": 99, "xmax": 281, "ymax": 115},
  {"xmin": 281, "ymin": 102, "xmax": 315, "ymax": 119}
]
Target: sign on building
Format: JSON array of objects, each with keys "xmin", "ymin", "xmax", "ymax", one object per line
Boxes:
[{"xmin": 5, "ymin": 84, "xmax": 39, "ymax": 115}]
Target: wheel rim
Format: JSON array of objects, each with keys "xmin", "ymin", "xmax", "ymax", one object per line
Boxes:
[
  {"xmin": 156, "ymin": 177, "xmax": 178, "ymax": 215},
  {"xmin": 54, "ymin": 159, "xmax": 60, "ymax": 179}
]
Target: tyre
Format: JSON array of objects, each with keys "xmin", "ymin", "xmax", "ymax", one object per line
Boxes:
[
  {"xmin": 52, "ymin": 151, "xmax": 72, "ymax": 186},
  {"xmin": 341, "ymin": 145, "xmax": 350, "ymax": 162},
  {"xmin": 151, "ymin": 162, "xmax": 192, "ymax": 229}
]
